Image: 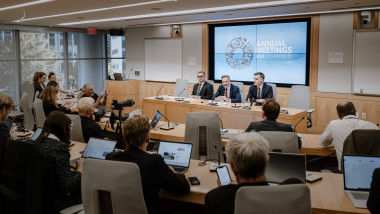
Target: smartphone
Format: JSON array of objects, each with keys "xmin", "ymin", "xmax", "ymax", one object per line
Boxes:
[
  {"xmin": 188, "ymin": 177, "xmax": 200, "ymax": 185},
  {"xmin": 216, "ymin": 165, "xmax": 232, "ymax": 186}
]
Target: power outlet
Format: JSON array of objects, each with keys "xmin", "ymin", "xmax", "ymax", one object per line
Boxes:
[{"xmin": 362, "ymin": 112, "xmax": 367, "ymax": 119}]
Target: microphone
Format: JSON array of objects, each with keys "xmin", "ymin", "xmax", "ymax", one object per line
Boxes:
[
  {"xmin": 231, "ymin": 99, "xmax": 241, "ymax": 108},
  {"xmin": 126, "ymin": 69, "xmax": 133, "ymax": 81},
  {"xmin": 293, "ymin": 116, "xmax": 305, "ymax": 132},
  {"xmin": 155, "ymin": 85, "xmax": 164, "ymax": 100},
  {"xmin": 219, "ymin": 117, "xmax": 227, "ymax": 133},
  {"xmin": 210, "ymin": 145, "xmax": 223, "ymax": 171},
  {"xmin": 175, "ymin": 88, "xmax": 186, "ymax": 101},
  {"xmin": 157, "ymin": 110, "xmax": 174, "ymax": 130},
  {"xmin": 208, "ymin": 97, "xmax": 218, "ymax": 106}
]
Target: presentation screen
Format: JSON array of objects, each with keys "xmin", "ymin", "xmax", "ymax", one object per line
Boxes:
[{"xmin": 209, "ymin": 18, "xmax": 311, "ymax": 87}]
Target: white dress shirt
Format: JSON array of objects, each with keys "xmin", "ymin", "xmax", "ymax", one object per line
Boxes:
[{"xmin": 318, "ymin": 115, "xmax": 378, "ymax": 170}]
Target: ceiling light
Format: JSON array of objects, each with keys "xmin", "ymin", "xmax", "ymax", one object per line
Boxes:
[
  {"xmin": 0, "ymin": 0, "xmax": 54, "ymax": 12},
  {"xmin": 20, "ymin": 0, "xmax": 176, "ymax": 22}
]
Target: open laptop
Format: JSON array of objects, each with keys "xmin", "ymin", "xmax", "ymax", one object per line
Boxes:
[
  {"xmin": 343, "ymin": 155, "xmax": 380, "ymax": 208},
  {"xmin": 82, "ymin": 137, "xmax": 117, "ymax": 160},
  {"xmin": 265, "ymin": 152, "xmax": 306, "ymax": 184},
  {"xmin": 150, "ymin": 111, "xmax": 162, "ymax": 129},
  {"xmin": 30, "ymin": 128, "xmax": 42, "ymax": 141},
  {"xmin": 157, "ymin": 141, "xmax": 193, "ymax": 174}
]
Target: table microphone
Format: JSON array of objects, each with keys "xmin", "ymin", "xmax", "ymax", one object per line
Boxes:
[
  {"xmin": 175, "ymin": 88, "xmax": 186, "ymax": 101},
  {"xmin": 293, "ymin": 116, "xmax": 305, "ymax": 132},
  {"xmin": 157, "ymin": 110, "xmax": 174, "ymax": 130},
  {"xmin": 210, "ymin": 146, "xmax": 225, "ymax": 171},
  {"xmin": 208, "ymin": 97, "xmax": 218, "ymax": 106},
  {"xmin": 155, "ymin": 85, "xmax": 164, "ymax": 100},
  {"xmin": 231, "ymin": 99, "xmax": 241, "ymax": 108}
]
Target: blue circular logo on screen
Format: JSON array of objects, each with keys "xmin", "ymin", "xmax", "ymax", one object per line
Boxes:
[{"xmin": 225, "ymin": 37, "xmax": 254, "ymax": 70}]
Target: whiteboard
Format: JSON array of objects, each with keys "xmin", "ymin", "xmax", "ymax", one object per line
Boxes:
[
  {"xmin": 352, "ymin": 31, "xmax": 380, "ymax": 95},
  {"xmin": 144, "ymin": 38, "xmax": 182, "ymax": 82}
]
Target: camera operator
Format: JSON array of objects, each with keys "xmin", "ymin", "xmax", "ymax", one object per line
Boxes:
[{"xmin": 78, "ymin": 97, "xmax": 104, "ymax": 143}]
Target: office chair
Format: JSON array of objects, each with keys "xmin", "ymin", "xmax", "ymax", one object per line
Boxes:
[
  {"xmin": 267, "ymin": 83, "xmax": 277, "ymax": 100},
  {"xmin": 287, "ymin": 85, "xmax": 315, "ymax": 128},
  {"xmin": 184, "ymin": 112, "xmax": 224, "ymax": 162},
  {"xmin": 65, "ymin": 114, "xmax": 85, "ymax": 142},
  {"xmin": 22, "ymin": 81, "xmax": 34, "ymax": 108},
  {"xmin": 173, "ymin": 78, "xmax": 188, "ymax": 97},
  {"xmin": 21, "ymin": 92, "xmax": 35, "ymax": 131},
  {"xmin": 33, "ymin": 98, "xmax": 46, "ymax": 128},
  {"xmin": 259, "ymin": 131, "xmax": 299, "ymax": 153},
  {"xmin": 231, "ymin": 81, "xmax": 245, "ymax": 102},
  {"xmin": 235, "ymin": 184, "xmax": 311, "ymax": 214},
  {"xmin": 205, "ymin": 80, "xmax": 215, "ymax": 89},
  {"xmin": 129, "ymin": 109, "xmax": 143, "ymax": 118}
]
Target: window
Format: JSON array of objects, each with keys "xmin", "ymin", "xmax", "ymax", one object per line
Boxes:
[{"xmin": 107, "ymin": 35, "xmax": 125, "ymax": 79}]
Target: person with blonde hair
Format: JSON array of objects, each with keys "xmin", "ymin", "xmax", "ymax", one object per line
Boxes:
[
  {"xmin": 39, "ymin": 86, "xmax": 69, "ymax": 117},
  {"xmin": 78, "ymin": 97, "xmax": 103, "ymax": 142},
  {"xmin": 0, "ymin": 93, "xmax": 15, "ymax": 144},
  {"xmin": 80, "ymin": 83, "xmax": 107, "ymax": 108}
]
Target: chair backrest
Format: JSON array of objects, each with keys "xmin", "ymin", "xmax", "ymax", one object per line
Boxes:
[
  {"xmin": 267, "ymin": 83, "xmax": 277, "ymax": 100},
  {"xmin": 65, "ymin": 114, "xmax": 85, "ymax": 142},
  {"xmin": 22, "ymin": 81, "xmax": 34, "ymax": 109},
  {"xmin": 235, "ymin": 184, "xmax": 311, "ymax": 214},
  {"xmin": 82, "ymin": 159, "xmax": 148, "ymax": 214},
  {"xmin": 129, "ymin": 109, "xmax": 143, "ymax": 118},
  {"xmin": 288, "ymin": 85, "xmax": 310, "ymax": 110},
  {"xmin": 184, "ymin": 112, "xmax": 224, "ymax": 162},
  {"xmin": 205, "ymin": 80, "xmax": 215, "ymax": 89},
  {"xmin": 173, "ymin": 78, "xmax": 188, "ymax": 97},
  {"xmin": 33, "ymin": 98, "xmax": 46, "ymax": 128},
  {"xmin": 21, "ymin": 92, "xmax": 35, "ymax": 131},
  {"xmin": 259, "ymin": 131, "xmax": 299, "ymax": 153},
  {"xmin": 343, "ymin": 129, "xmax": 380, "ymax": 156},
  {"xmin": 231, "ymin": 81, "xmax": 245, "ymax": 102}
]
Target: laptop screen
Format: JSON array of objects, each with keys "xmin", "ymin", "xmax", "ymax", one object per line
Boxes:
[
  {"xmin": 265, "ymin": 152, "xmax": 306, "ymax": 183},
  {"xmin": 343, "ymin": 155, "xmax": 380, "ymax": 191},
  {"xmin": 31, "ymin": 128, "xmax": 42, "ymax": 141},
  {"xmin": 150, "ymin": 111, "xmax": 162, "ymax": 129},
  {"xmin": 157, "ymin": 141, "xmax": 192, "ymax": 168},
  {"xmin": 82, "ymin": 138, "xmax": 117, "ymax": 160}
]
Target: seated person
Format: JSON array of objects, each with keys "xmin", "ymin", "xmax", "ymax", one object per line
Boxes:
[
  {"xmin": 191, "ymin": 71, "xmax": 213, "ymax": 100},
  {"xmin": 368, "ymin": 168, "xmax": 380, "ymax": 213},
  {"xmin": 319, "ymin": 101, "xmax": 378, "ymax": 171},
  {"xmin": 106, "ymin": 115, "xmax": 190, "ymax": 214},
  {"xmin": 78, "ymin": 97, "xmax": 104, "ymax": 143},
  {"xmin": 34, "ymin": 111, "xmax": 82, "ymax": 212},
  {"xmin": 80, "ymin": 83, "xmax": 107, "ymax": 108},
  {"xmin": 46, "ymin": 80, "xmax": 59, "ymax": 93},
  {"xmin": 246, "ymin": 72, "xmax": 273, "ymax": 105},
  {"xmin": 33, "ymin": 71, "xmax": 46, "ymax": 97},
  {"xmin": 205, "ymin": 132, "xmax": 302, "ymax": 214},
  {"xmin": 48, "ymin": 72, "xmax": 56, "ymax": 82},
  {"xmin": 0, "ymin": 93, "xmax": 14, "ymax": 144},
  {"xmin": 213, "ymin": 75, "xmax": 241, "ymax": 103},
  {"xmin": 39, "ymin": 86, "xmax": 70, "ymax": 117}
]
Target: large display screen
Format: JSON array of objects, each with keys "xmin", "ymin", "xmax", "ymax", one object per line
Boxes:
[{"xmin": 209, "ymin": 18, "xmax": 310, "ymax": 87}]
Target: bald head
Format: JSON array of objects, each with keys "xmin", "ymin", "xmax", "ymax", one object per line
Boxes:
[{"xmin": 336, "ymin": 101, "xmax": 356, "ymax": 119}]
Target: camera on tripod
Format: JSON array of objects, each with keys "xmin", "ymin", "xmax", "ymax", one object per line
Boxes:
[{"xmin": 110, "ymin": 99, "xmax": 135, "ymax": 111}]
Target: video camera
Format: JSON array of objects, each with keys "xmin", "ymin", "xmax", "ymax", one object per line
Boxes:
[{"xmin": 110, "ymin": 99, "xmax": 135, "ymax": 111}]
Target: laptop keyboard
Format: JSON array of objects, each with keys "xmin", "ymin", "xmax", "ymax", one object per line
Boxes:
[
  {"xmin": 172, "ymin": 166, "xmax": 186, "ymax": 174},
  {"xmin": 352, "ymin": 192, "xmax": 369, "ymax": 200}
]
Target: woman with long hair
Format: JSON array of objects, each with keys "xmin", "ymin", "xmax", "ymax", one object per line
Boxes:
[
  {"xmin": 39, "ymin": 86, "xmax": 69, "ymax": 117},
  {"xmin": 32, "ymin": 71, "xmax": 46, "ymax": 96},
  {"xmin": 35, "ymin": 111, "xmax": 81, "ymax": 213}
]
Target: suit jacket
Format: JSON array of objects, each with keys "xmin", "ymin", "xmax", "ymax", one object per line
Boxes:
[
  {"xmin": 192, "ymin": 81, "xmax": 214, "ymax": 100},
  {"xmin": 246, "ymin": 83, "xmax": 273, "ymax": 101},
  {"xmin": 0, "ymin": 122, "xmax": 10, "ymax": 144},
  {"xmin": 33, "ymin": 81, "xmax": 45, "ymax": 97},
  {"xmin": 106, "ymin": 147, "xmax": 190, "ymax": 214},
  {"xmin": 245, "ymin": 119, "xmax": 301, "ymax": 148},
  {"xmin": 368, "ymin": 168, "xmax": 380, "ymax": 214},
  {"xmin": 213, "ymin": 84, "xmax": 241, "ymax": 103},
  {"xmin": 80, "ymin": 116, "xmax": 103, "ymax": 143}
]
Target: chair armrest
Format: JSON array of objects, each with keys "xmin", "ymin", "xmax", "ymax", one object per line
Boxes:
[
  {"xmin": 307, "ymin": 109, "xmax": 315, "ymax": 114},
  {"xmin": 60, "ymin": 204, "xmax": 84, "ymax": 214}
]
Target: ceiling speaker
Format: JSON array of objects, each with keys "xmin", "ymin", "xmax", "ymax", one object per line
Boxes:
[{"xmin": 110, "ymin": 29, "xmax": 124, "ymax": 36}]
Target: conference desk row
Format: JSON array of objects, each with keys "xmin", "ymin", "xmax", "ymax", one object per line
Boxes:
[{"xmin": 69, "ymin": 142, "xmax": 367, "ymax": 214}]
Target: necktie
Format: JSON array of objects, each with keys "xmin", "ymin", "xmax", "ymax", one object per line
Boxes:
[
  {"xmin": 225, "ymin": 88, "xmax": 228, "ymax": 98},
  {"xmin": 196, "ymin": 84, "xmax": 202, "ymax": 96},
  {"xmin": 257, "ymin": 87, "xmax": 261, "ymax": 99}
]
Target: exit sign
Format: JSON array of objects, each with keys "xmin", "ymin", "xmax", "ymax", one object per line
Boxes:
[{"xmin": 87, "ymin": 27, "xmax": 97, "ymax": 35}]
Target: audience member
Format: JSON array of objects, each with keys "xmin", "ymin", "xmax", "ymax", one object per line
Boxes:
[
  {"xmin": 33, "ymin": 71, "xmax": 46, "ymax": 96},
  {"xmin": 80, "ymin": 83, "xmax": 107, "ymax": 108},
  {"xmin": 213, "ymin": 75, "xmax": 241, "ymax": 103},
  {"xmin": 0, "ymin": 93, "xmax": 14, "ymax": 144},
  {"xmin": 367, "ymin": 168, "xmax": 380, "ymax": 214},
  {"xmin": 205, "ymin": 132, "xmax": 302, "ymax": 214},
  {"xmin": 246, "ymin": 72, "xmax": 273, "ymax": 105},
  {"xmin": 106, "ymin": 115, "xmax": 190, "ymax": 214},
  {"xmin": 48, "ymin": 72, "xmax": 56, "ymax": 82},
  {"xmin": 191, "ymin": 71, "xmax": 214, "ymax": 100},
  {"xmin": 39, "ymin": 86, "xmax": 69, "ymax": 117},
  {"xmin": 46, "ymin": 81, "xmax": 59, "ymax": 93},
  {"xmin": 78, "ymin": 97, "xmax": 103, "ymax": 143},
  {"xmin": 319, "ymin": 101, "xmax": 378, "ymax": 171},
  {"xmin": 34, "ymin": 111, "xmax": 81, "ymax": 213}
]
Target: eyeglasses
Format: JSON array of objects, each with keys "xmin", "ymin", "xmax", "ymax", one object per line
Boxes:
[{"xmin": 197, "ymin": 76, "xmax": 204, "ymax": 78}]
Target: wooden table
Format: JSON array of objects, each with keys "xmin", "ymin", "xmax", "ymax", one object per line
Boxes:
[{"xmin": 142, "ymin": 97, "xmax": 308, "ymax": 133}]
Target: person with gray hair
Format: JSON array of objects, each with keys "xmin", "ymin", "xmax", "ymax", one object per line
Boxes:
[
  {"xmin": 78, "ymin": 97, "xmax": 103, "ymax": 143},
  {"xmin": 80, "ymin": 83, "xmax": 107, "ymax": 108},
  {"xmin": 191, "ymin": 71, "xmax": 214, "ymax": 100},
  {"xmin": 205, "ymin": 132, "xmax": 302, "ymax": 214}
]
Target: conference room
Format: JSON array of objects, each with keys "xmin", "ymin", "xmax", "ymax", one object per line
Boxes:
[{"xmin": 1, "ymin": 0, "xmax": 380, "ymax": 213}]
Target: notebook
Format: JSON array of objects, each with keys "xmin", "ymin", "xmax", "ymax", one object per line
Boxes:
[
  {"xmin": 157, "ymin": 141, "xmax": 193, "ymax": 174},
  {"xmin": 150, "ymin": 111, "xmax": 162, "ymax": 129},
  {"xmin": 30, "ymin": 128, "xmax": 42, "ymax": 141},
  {"xmin": 265, "ymin": 152, "xmax": 306, "ymax": 184},
  {"xmin": 82, "ymin": 137, "xmax": 117, "ymax": 160},
  {"xmin": 343, "ymin": 155, "xmax": 380, "ymax": 208}
]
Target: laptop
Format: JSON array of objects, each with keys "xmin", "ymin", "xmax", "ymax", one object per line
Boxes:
[
  {"xmin": 30, "ymin": 128, "xmax": 42, "ymax": 141},
  {"xmin": 157, "ymin": 141, "xmax": 193, "ymax": 174},
  {"xmin": 150, "ymin": 111, "xmax": 162, "ymax": 129},
  {"xmin": 343, "ymin": 155, "xmax": 380, "ymax": 208},
  {"xmin": 82, "ymin": 137, "xmax": 117, "ymax": 160},
  {"xmin": 265, "ymin": 152, "xmax": 306, "ymax": 184}
]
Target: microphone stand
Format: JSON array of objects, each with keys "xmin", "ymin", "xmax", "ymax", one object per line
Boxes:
[
  {"xmin": 208, "ymin": 97, "xmax": 218, "ymax": 106},
  {"xmin": 231, "ymin": 99, "xmax": 241, "ymax": 108},
  {"xmin": 175, "ymin": 88, "xmax": 186, "ymax": 101},
  {"xmin": 126, "ymin": 69, "xmax": 133, "ymax": 81},
  {"xmin": 293, "ymin": 116, "xmax": 305, "ymax": 132},
  {"xmin": 210, "ymin": 146, "xmax": 225, "ymax": 171},
  {"xmin": 155, "ymin": 85, "xmax": 164, "ymax": 100},
  {"xmin": 158, "ymin": 110, "xmax": 174, "ymax": 130}
]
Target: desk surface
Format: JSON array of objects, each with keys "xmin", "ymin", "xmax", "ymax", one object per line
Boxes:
[{"xmin": 69, "ymin": 142, "xmax": 365, "ymax": 214}]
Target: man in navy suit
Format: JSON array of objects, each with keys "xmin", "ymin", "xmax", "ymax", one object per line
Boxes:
[
  {"xmin": 213, "ymin": 75, "xmax": 241, "ymax": 103},
  {"xmin": 246, "ymin": 72, "xmax": 273, "ymax": 105}
]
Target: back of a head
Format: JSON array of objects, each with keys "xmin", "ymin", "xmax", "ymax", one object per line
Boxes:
[
  {"xmin": 122, "ymin": 115, "xmax": 150, "ymax": 148},
  {"xmin": 46, "ymin": 81, "xmax": 58, "ymax": 88},
  {"xmin": 35, "ymin": 111, "xmax": 71, "ymax": 144},
  {"xmin": 0, "ymin": 93, "xmax": 15, "ymax": 110},
  {"xmin": 226, "ymin": 132, "xmax": 270, "ymax": 180},
  {"xmin": 78, "ymin": 97, "xmax": 95, "ymax": 114},
  {"xmin": 336, "ymin": 101, "xmax": 356, "ymax": 118},
  {"xmin": 40, "ymin": 86, "xmax": 57, "ymax": 104},
  {"xmin": 263, "ymin": 99, "xmax": 280, "ymax": 120}
]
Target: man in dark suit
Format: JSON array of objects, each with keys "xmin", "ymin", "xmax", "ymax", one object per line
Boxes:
[
  {"xmin": 367, "ymin": 168, "xmax": 380, "ymax": 213},
  {"xmin": 245, "ymin": 99, "xmax": 301, "ymax": 148},
  {"xmin": 213, "ymin": 75, "xmax": 241, "ymax": 103},
  {"xmin": 191, "ymin": 71, "xmax": 214, "ymax": 100},
  {"xmin": 106, "ymin": 115, "xmax": 190, "ymax": 214},
  {"xmin": 0, "ymin": 93, "xmax": 14, "ymax": 144},
  {"xmin": 246, "ymin": 72, "xmax": 273, "ymax": 105}
]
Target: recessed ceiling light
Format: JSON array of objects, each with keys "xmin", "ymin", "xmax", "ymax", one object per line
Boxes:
[{"xmin": 0, "ymin": 0, "xmax": 54, "ymax": 12}]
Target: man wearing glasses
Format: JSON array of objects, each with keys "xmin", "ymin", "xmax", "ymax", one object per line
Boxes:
[{"xmin": 191, "ymin": 71, "xmax": 214, "ymax": 100}]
